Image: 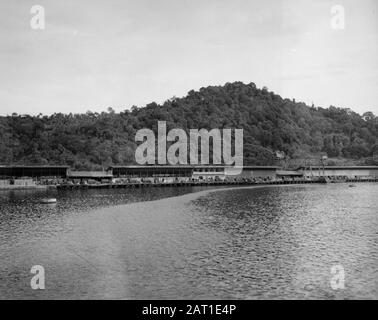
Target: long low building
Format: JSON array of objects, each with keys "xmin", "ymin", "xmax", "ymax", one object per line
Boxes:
[
  {"xmin": 0, "ymin": 166, "xmax": 69, "ymax": 179},
  {"xmin": 110, "ymin": 165, "xmax": 279, "ymax": 180},
  {"xmin": 1, "ymin": 165, "xmax": 377, "ymax": 182},
  {"xmin": 298, "ymin": 166, "xmax": 378, "ymax": 178},
  {"xmin": 111, "ymin": 165, "xmax": 194, "ymax": 178}
]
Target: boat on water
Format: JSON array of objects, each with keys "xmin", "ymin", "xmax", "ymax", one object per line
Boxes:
[
  {"xmin": 349, "ymin": 184, "xmax": 357, "ymax": 188},
  {"xmin": 40, "ymin": 198, "xmax": 57, "ymax": 204}
]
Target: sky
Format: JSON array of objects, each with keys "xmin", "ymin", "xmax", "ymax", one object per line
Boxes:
[{"xmin": 0, "ymin": 0, "xmax": 377, "ymax": 116}]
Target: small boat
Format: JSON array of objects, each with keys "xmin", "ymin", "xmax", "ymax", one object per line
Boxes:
[
  {"xmin": 349, "ymin": 184, "xmax": 356, "ymax": 188},
  {"xmin": 40, "ymin": 198, "xmax": 57, "ymax": 204}
]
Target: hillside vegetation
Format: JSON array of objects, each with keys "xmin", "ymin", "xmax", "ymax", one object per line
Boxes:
[{"xmin": 1, "ymin": 82, "xmax": 377, "ymax": 170}]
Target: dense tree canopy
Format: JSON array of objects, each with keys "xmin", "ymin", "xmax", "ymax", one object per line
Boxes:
[{"xmin": 1, "ymin": 82, "xmax": 377, "ymax": 169}]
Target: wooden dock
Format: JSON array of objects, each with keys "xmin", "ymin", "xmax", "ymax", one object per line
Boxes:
[{"xmin": 56, "ymin": 178, "xmax": 378, "ymax": 190}]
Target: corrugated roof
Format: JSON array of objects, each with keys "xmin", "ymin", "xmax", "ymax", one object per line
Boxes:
[{"xmin": 68, "ymin": 171, "xmax": 113, "ymax": 178}]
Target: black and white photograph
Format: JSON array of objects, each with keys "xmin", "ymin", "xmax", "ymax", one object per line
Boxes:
[{"xmin": 0, "ymin": 0, "xmax": 377, "ymax": 306}]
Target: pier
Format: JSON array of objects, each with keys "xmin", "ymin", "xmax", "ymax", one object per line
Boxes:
[{"xmin": 56, "ymin": 177, "xmax": 378, "ymax": 190}]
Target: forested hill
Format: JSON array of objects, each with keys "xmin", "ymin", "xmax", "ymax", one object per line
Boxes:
[{"xmin": 1, "ymin": 82, "xmax": 377, "ymax": 170}]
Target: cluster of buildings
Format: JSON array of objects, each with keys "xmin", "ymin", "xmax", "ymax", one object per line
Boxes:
[{"xmin": 1, "ymin": 165, "xmax": 378, "ymax": 187}]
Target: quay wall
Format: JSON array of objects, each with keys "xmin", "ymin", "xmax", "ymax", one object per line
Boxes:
[{"xmin": 57, "ymin": 177, "xmax": 378, "ymax": 191}]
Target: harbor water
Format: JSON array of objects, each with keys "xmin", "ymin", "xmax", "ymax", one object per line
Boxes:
[{"xmin": 0, "ymin": 184, "xmax": 377, "ymax": 299}]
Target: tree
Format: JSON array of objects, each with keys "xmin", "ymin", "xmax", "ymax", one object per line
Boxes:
[{"xmin": 362, "ymin": 111, "xmax": 375, "ymax": 121}]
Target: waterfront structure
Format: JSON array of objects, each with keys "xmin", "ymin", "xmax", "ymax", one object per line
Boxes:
[
  {"xmin": 1, "ymin": 165, "xmax": 378, "ymax": 184},
  {"xmin": 110, "ymin": 165, "xmax": 279, "ymax": 181},
  {"xmin": 111, "ymin": 166, "xmax": 193, "ymax": 179},
  {"xmin": 298, "ymin": 166, "xmax": 378, "ymax": 178},
  {"xmin": 0, "ymin": 166, "xmax": 69, "ymax": 179}
]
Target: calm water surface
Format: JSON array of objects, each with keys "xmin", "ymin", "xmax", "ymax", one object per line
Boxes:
[{"xmin": 0, "ymin": 184, "xmax": 377, "ymax": 299}]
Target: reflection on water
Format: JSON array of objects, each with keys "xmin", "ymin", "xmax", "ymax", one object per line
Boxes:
[
  {"xmin": 0, "ymin": 186, "xmax": 216, "ymax": 245},
  {"xmin": 0, "ymin": 184, "xmax": 377, "ymax": 299}
]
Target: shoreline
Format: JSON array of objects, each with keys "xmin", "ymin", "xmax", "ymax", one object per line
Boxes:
[{"xmin": 56, "ymin": 177, "xmax": 378, "ymax": 191}]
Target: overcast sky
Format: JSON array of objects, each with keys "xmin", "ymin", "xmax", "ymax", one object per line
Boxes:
[{"xmin": 0, "ymin": 0, "xmax": 377, "ymax": 116}]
